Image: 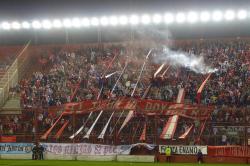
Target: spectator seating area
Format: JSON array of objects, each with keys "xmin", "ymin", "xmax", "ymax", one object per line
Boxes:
[{"xmin": 1, "ymin": 39, "xmax": 250, "ymax": 145}]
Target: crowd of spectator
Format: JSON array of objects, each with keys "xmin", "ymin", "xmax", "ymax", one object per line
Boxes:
[{"xmin": 2, "ymin": 38, "xmax": 250, "ymax": 145}]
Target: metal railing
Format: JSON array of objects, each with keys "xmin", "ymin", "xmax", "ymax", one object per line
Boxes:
[{"xmin": 0, "ymin": 40, "xmax": 32, "ymax": 108}]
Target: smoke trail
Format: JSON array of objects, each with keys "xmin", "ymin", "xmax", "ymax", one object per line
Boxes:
[{"xmin": 158, "ymin": 46, "xmax": 218, "ymax": 74}]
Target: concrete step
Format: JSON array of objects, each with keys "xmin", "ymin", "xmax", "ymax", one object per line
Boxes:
[{"xmin": 0, "ymin": 110, "xmax": 21, "ymax": 114}]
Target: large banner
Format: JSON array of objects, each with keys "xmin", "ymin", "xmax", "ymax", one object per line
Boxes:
[
  {"xmin": 0, "ymin": 143, "xmax": 34, "ymax": 154},
  {"xmin": 50, "ymin": 97, "xmax": 212, "ymax": 119},
  {"xmin": 159, "ymin": 145, "xmax": 207, "ymax": 155},
  {"xmin": 208, "ymin": 146, "xmax": 250, "ymax": 158},
  {"xmin": 41, "ymin": 143, "xmax": 134, "ymax": 156},
  {"xmin": 1, "ymin": 136, "xmax": 16, "ymax": 142}
]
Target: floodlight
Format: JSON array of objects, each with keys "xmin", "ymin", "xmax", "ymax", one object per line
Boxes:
[
  {"xmin": 12, "ymin": 22, "xmax": 20, "ymax": 29},
  {"xmin": 130, "ymin": 15, "xmax": 139, "ymax": 24},
  {"xmin": 176, "ymin": 13, "xmax": 185, "ymax": 23},
  {"xmin": 225, "ymin": 10, "xmax": 235, "ymax": 20},
  {"xmin": 110, "ymin": 16, "xmax": 118, "ymax": 25},
  {"xmin": 119, "ymin": 16, "xmax": 128, "ymax": 25},
  {"xmin": 22, "ymin": 22, "xmax": 30, "ymax": 28},
  {"xmin": 141, "ymin": 15, "xmax": 150, "ymax": 24},
  {"xmin": 238, "ymin": 10, "xmax": 247, "ymax": 19},
  {"xmin": 72, "ymin": 18, "xmax": 81, "ymax": 27},
  {"xmin": 53, "ymin": 20, "xmax": 62, "ymax": 28},
  {"xmin": 153, "ymin": 14, "xmax": 162, "ymax": 23},
  {"xmin": 42, "ymin": 20, "xmax": 52, "ymax": 29},
  {"xmin": 100, "ymin": 17, "xmax": 109, "ymax": 25},
  {"xmin": 188, "ymin": 12, "xmax": 198, "ymax": 22},
  {"xmin": 213, "ymin": 11, "xmax": 222, "ymax": 21},
  {"xmin": 91, "ymin": 18, "xmax": 99, "ymax": 26},
  {"xmin": 82, "ymin": 18, "xmax": 90, "ymax": 26},
  {"xmin": 200, "ymin": 12, "xmax": 210, "ymax": 22},
  {"xmin": 165, "ymin": 13, "xmax": 174, "ymax": 23},
  {"xmin": 63, "ymin": 19, "xmax": 72, "ymax": 27},
  {"xmin": 32, "ymin": 21, "xmax": 41, "ymax": 28},
  {"xmin": 2, "ymin": 22, "xmax": 10, "ymax": 29}
]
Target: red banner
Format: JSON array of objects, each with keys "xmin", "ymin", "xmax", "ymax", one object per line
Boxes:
[
  {"xmin": 1, "ymin": 136, "xmax": 16, "ymax": 142},
  {"xmin": 208, "ymin": 146, "xmax": 250, "ymax": 158},
  {"xmin": 40, "ymin": 114, "xmax": 63, "ymax": 139},
  {"xmin": 49, "ymin": 97, "xmax": 212, "ymax": 119},
  {"xmin": 54, "ymin": 119, "xmax": 70, "ymax": 138}
]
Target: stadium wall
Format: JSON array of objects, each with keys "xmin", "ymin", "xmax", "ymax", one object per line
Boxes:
[
  {"xmin": 158, "ymin": 155, "xmax": 248, "ymax": 164},
  {"xmin": 1, "ymin": 37, "xmax": 250, "ymax": 59}
]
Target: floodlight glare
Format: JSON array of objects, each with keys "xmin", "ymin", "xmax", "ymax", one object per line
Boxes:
[
  {"xmin": 165, "ymin": 13, "xmax": 174, "ymax": 23},
  {"xmin": 188, "ymin": 12, "xmax": 198, "ymax": 22},
  {"xmin": 100, "ymin": 17, "xmax": 109, "ymax": 25},
  {"xmin": 141, "ymin": 15, "xmax": 150, "ymax": 24},
  {"xmin": 82, "ymin": 18, "xmax": 90, "ymax": 26},
  {"xmin": 119, "ymin": 16, "xmax": 128, "ymax": 25},
  {"xmin": 63, "ymin": 19, "xmax": 72, "ymax": 27},
  {"xmin": 238, "ymin": 10, "xmax": 247, "ymax": 19},
  {"xmin": 32, "ymin": 21, "xmax": 41, "ymax": 28},
  {"xmin": 110, "ymin": 16, "xmax": 118, "ymax": 25},
  {"xmin": 22, "ymin": 22, "xmax": 30, "ymax": 28},
  {"xmin": 91, "ymin": 18, "xmax": 99, "ymax": 26},
  {"xmin": 53, "ymin": 20, "xmax": 62, "ymax": 28},
  {"xmin": 213, "ymin": 11, "xmax": 222, "ymax": 21},
  {"xmin": 130, "ymin": 15, "xmax": 139, "ymax": 24},
  {"xmin": 2, "ymin": 22, "xmax": 10, "ymax": 29},
  {"xmin": 225, "ymin": 10, "xmax": 235, "ymax": 20},
  {"xmin": 72, "ymin": 18, "xmax": 81, "ymax": 27},
  {"xmin": 200, "ymin": 12, "xmax": 210, "ymax": 22},
  {"xmin": 153, "ymin": 14, "xmax": 162, "ymax": 23},
  {"xmin": 176, "ymin": 13, "xmax": 185, "ymax": 23},
  {"xmin": 42, "ymin": 20, "xmax": 52, "ymax": 29},
  {"xmin": 12, "ymin": 22, "xmax": 20, "ymax": 29}
]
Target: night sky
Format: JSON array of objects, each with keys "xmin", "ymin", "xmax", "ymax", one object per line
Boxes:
[{"xmin": 0, "ymin": 0, "xmax": 250, "ymax": 46}]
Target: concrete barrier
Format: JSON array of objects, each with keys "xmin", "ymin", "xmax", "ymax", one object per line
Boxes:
[
  {"xmin": 117, "ymin": 155, "xmax": 155, "ymax": 162},
  {"xmin": 0, "ymin": 154, "xmax": 32, "ymax": 159},
  {"xmin": 44, "ymin": 154, "xmax": 76, "ymax": 160},
  {"xmin": 76, "ymin": 155, "xmax": 116, "ymax": 161}
]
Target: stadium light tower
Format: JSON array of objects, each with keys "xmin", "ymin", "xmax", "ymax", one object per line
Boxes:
[
  {"xmin": 22, "ymin": 22, "xmax": 30, "ymax": 29},
  {"xmin": 188, "ymin": 12, "xmax": 198, "ymax": 22},
  {"xmin": 238, "ymin": 10, "xmax": 247, "ymax": 19},
  {"xmin": 53, "ymin": 20, "xmax": 62, "ymax": 28},
  {"xmin": 213, "ymin": 11, "xmax": 222, "ymax": 21},
  {"xmin": 100, "ymin": 17, "xmax": 109, "ymax": 25},
  {"xmin": 91, "ymin": 18, "xmax": 99, "ymax": 26},
  {"xmin": 165, "ymin": 13, "xmax": 174, "ymax": 23},
  {"xmin": 130, "ymin": 15, "xmax": 139, "ymax": 24},
  {"xmin": 225, "ymin": 10, "xmax": 235, "ymax": 20},
  {"xmin": 72, "ymin": 18, "xmax": 81, "ymax": 27},
  {"xmin": 63, "ymin": 19, "xmax": 72, "ymax": 27},
  {"xmin": 82, "ymin": 18, "xmax": 90, "ymax": 26},
  {"xmin": 2, "ymin": 22, "xmax": 10, "ymax": 29},
  {"xmin": 153, "ymin": 14, "xmax": 162, "ymax": 23},
  {"xmin": 42, "ymin": 20, "xmax": 52, "ymax": 29},
  {"xmin": 141, "ymin": 15, "xmax": 150, "ymax": 24},
  {"xmin": 176, "ymin": 13, "xmax": 185, "ymax": 23},
  {"xmin": 110, "ymin": 16, "xmax": 118, "ymax": 25},
  {"xmin": 200, "ymin": 12, "xmax": 210, "ymax": 22},
  {"xmin": 32, "ymin": 21, "xmax": 41, "ymax": 28},
  {"xmin": 12, "ymin": 22, "xmax": 20, "ymax": 29},
  {"xmin": 119, "ymin": 16, "xmax": 128, "ymax": 25}
]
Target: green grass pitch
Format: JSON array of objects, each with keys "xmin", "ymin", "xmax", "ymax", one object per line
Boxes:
[{"xmin": 0, "ymin": 160, "xmax": 244, "ymax": 166}]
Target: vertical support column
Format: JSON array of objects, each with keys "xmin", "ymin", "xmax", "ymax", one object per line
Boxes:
[
  {"xmin": 165, "ymin": 24, "xmax": 168, "ymax": 40},
  {"xmin": 131, "ymin": 26, "xmax": 134, "ymax": 42},
  {"xmin": 113, "ymin": 110, "xmax": 117, "ymax": 146},
  {"xmin": 35, "ymin": 109, "xmax": 38, "ymax": 146},
  {"xmin": 66, "ymin": 30, "xmax": 69, "ymax": 44},
  {"xmin": 244, "ymin": 107, "xmax": 247, "ymax": 146},
  {"xmin": 73, "ymin": 110, "xmax": 76, "ymax": 143},
  {"xmin": 198, "ymin": 105, "xmax": 201, "ymax": 146},
  {"xmin": 98, "ymin": 27, "xmax": 101, "ymax": 43},
  {"xmin": 155, "ymin": 111, "xmax": 159, "ymax": 162}
]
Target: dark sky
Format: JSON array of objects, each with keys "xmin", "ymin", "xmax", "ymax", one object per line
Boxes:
[{"xmin": 0, "ymin": 0, "xmax": 250, "ymax": 46}]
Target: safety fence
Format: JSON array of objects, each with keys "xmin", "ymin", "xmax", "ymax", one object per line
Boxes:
[{"xmin": 0, "ymin": 40, "xmax": 32, "ymax": 108}]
